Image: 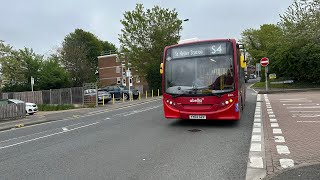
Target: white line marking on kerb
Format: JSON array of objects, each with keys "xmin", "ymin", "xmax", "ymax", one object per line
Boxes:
[
  {"xmin": 253, "ymin": 128, "xmax": 261, "ymax": 133},
  {"xmin": 0, "ymin": 122, "xmax": 100, "ymax": 150},
  {"xmin": 277, "ymin": 145, "xmax": 290, "ymax": 155},
  {"xmin": 62, "ymin": 127, "xmax": 68, "ymax": 131},
  {"xmin": 280, "ymin": 159, "xmax": 294, "ymax": 168},
  {"xmin": 254, "ymin": 118, "xmax": 261, "ymax": 122},
  {"xmin": 254, "ymin": 123, "xmax": 261, "ymax": 127},
  {"xmin": 252, "ymin": 135, "xmax": 261, "ymax": 142},
  {"xmin": 249, "ymin": 157, "xmax": 264, "ymax": 168},
  {"xmin": 250, "ymin": 143, "xmax": 262, "ymax": 152}
]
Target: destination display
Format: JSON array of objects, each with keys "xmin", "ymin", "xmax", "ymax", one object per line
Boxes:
[{"xmin": 170, "ymin": 42, "xmax": 228, "ymax": 59}]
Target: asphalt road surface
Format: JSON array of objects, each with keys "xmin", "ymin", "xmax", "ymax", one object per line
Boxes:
[{"xmin": 0, "ymin": 88, "xmax": 256, "ymax": 180}]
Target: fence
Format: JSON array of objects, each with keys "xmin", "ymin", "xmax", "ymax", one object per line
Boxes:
[
  {"xmin": 1, "ymin": 87, "xmax": 84, "ymax": 105},
  {"xmin": 0, "ymin": 103, "xmax": 26, "ymax": 120}
]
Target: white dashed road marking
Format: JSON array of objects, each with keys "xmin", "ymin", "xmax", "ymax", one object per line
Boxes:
[
  {"xmin": 249, "ymin": 157, "xmax": 264, "ymax": 168},
  {"xmin": 280, "ymin": 159, "xmax": 294, "ymax": 168}
]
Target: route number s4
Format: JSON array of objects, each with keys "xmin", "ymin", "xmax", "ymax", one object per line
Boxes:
[{"xmin": 211, "ymin": 45, "xmax": 222, "ymax": 54}]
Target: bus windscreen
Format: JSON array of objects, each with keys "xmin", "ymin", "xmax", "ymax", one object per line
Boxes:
[{"xmin": 165, "ymin": 41, "xmax": 235, "ymax": 96}]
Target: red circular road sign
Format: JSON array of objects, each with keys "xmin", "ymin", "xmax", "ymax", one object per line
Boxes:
[{"xmin": 260, "ymin": 57, "xmax": 269, "ymax": 67}]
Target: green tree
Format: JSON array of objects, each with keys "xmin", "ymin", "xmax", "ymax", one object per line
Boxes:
[
  {"xmin": 119, "ymin": 3, "xmax": 182, "ymax": 90},
  {"xmin": 38, "ymin": 55, "xmax": 71, "ymax": 90},
  {"xmin": 60, "ymin": 29, "xmax": 117, "ymax": 86}
]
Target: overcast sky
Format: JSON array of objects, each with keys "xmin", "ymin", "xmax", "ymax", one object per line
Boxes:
[{"xmin": 0, "ymin": 0, "xmax": 293, "ymax": 55}]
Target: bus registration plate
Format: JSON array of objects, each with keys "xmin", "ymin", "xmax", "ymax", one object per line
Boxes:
[{"xmin": 189, "ymin": 115, "xmax": 206, "ymax": 119}]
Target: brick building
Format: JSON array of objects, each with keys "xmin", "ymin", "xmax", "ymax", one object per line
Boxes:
[{"xmin": 98, "ymin": 54, "xmax": 148, "ymax": 93}]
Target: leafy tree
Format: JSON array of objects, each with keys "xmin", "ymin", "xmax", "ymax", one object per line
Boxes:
[
  {"xmin": 38, "ymin": 55, "xmax": 71, "ymax": 90},
  {"xmin": 60, "ymin": 29, "xmax": 117, "ymax": 86},
  {"xmin": 119, "ymin": 3, "xmax": 182, "ymax": 90}
]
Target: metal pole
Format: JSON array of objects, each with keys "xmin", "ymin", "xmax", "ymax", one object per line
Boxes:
[
  {"xmin": 50, "ymin": 89, "xmax": 52, "ymax": 104},
  {"xmin": 265, "ymin": 66, "xmax": 268, "ymax": 92},
  {"xmin": 70, "ymin": 88, "xmax": 73, "ymax": 104},
  {"xmin": 96, "ymin": 83, "xmax": 98, "ymax": 107}
]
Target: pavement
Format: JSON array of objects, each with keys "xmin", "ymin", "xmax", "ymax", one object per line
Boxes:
[
  {"xmin": 253, "ymin": 89, "xmax": 320, "ymax": 179},
  {"xmin": 0, "ymin": 87, "xmax": 256, "ymax": 179}
]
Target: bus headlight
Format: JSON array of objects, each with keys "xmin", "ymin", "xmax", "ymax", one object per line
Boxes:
[{"xmin": 166, "ymin": 99, "xmax": 176, "ymax": 106}]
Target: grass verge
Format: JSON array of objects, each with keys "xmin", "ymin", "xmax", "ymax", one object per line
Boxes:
[
  {"xmin": 252, "ymin": 81, "xmax": 320, "ymax": 89},
  {"xmin": 38, "ymin": 104, "xmax": 77, "ymax": 111}
]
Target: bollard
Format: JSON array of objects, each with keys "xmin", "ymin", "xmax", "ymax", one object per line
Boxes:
[
  {"xmin": 158, "ymin": 89, "xmax": 160, "ymax": 97},
  {"xmin": 112, "ymin": 94, "xmax": 115, "ymax": 104},
  {"xmin": 102, "ymin": 96, "xmax": 105, "ymax": 106},
  {"xmin": 123, "ymin": 93, "xmax": 125, "ymax": 102},
  {"xmin": 139, "ymin": 91, "xmax": 141, "ymax": 100},
  {"xmin": 146, "ymin": 91, "xmax": 148, "ymax": 99},
  {"xmin": 152, "ymin": 90, "xmax": 154, "ymax": 98}
]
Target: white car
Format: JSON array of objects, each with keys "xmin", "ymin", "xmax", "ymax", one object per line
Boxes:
[
  {"xmin": 8, "ymin": 99, "xmax": 38, "ymax": 115},
  {"xmin": 25, "ymin": 102, "xmax": 38, "ymax": 115}
]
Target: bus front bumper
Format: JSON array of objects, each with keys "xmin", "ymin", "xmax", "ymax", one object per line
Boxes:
[{"xmin": 163, "ymin": 102, "xmax": 240, "ymax": 120}]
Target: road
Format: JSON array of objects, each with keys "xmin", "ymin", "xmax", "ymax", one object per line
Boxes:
[{"xmin": 0, "ymin": 88, "xmax": 256, "ymax": 180}]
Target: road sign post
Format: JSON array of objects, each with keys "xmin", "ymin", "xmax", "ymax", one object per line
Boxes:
[{"xmin": 260, "ymin": 57, "xmax": 269, "ymax": 92}]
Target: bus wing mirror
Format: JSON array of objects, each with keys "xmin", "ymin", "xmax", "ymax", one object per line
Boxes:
[
  {"xmin": 160, "ymin": 63, "xmax": 163, "ymax": 74},
  {"xmin": 240, "ymin": 55, "xmax": 246, "ymax": 68}
]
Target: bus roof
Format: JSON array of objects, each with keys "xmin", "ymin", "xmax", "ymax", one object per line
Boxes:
[{"xmin": 166, "ymin": 38, "xmax": 237, "ymax": 49}]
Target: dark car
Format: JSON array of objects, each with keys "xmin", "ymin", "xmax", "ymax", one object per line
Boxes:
[
  {"xmin": 119, "ymin": 85, "xmax": 139, "ymax": 100},
  {"xmin": 84, "ymin": 89, "xmax": 111, "ymax": 103},
  {"xmin": 100, "ymin": 85, "xmax": 139, "ymax": 100},
  {"xmin": 99, "ymin": 86, "xmax": 122, "ymax": 100}
]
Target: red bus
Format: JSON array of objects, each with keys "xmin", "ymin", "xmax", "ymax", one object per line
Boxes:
[{"xmin": 160, "ymin": 39, "xmax": 246, "ymax": 120}]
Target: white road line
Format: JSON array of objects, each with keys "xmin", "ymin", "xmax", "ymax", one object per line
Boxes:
[
  {"xmin": 281, "ymin": 100, "xmax": 312, "ymax": 103},
  {"xmin": 0, "ymin": 122, "xmax": 85, "ymax": 144},
  {"xmin": 290, "ymin": 111, "xmax": 320, "ymax": 113},
  {"xmin": 252, "ymin": 135, "xmax": 261, "ymax": 142},
  {"xmin": 0, "ymin": 122, "xmax": 100, "ymax": 150},
  {"xmin": 271, "ymin": 123, "xmax": 279, "ymax": 128},
  {"xmin": 274, "ymin": 136, "xmax": 285, "ymax": 143},
  {"xmin": 294, "ymin": 114, "xmax": 320, "ymax": 117},
  {"xmin": 267, "ymin": 109, "xmax": 273, "ymax": 112},
  {"xmin": 273, "ymin": 129, "xmax": 282, "ymax": 134},
  {"xmin": 255, "ymin": 115, "xmax": 261, "ymax": 118},
  {"xmin": 280, "ymin": 159, "xmax": 294, "ymax": 168},
  {"xmin": 250, "ymin": 143, "xmax": 262, "ymax": 152},
  {"xmin": 283, "ymin": 104, "xmax": 318, "ymax": 106},
  {"xmin": 268, "ymin": 112, "xmax": 274, "ymax": 114},
  {"xmin": 297, "ymin": 121, "xmax": 320, "ymax": 123},
  {"xmin": 276, "ymin": 145, "xmax": 290, "ymax": 155},
  {"xmin": 280, "ymin": 98, "xmax": 307, "ymax": 100},
  {"xmin": 123, "ymin": 105, "xmax": 161, "ymax": 116},
  {"xmin": 249, "ymin": 157, "xmax": 264, "ymax": 168},
  {"xmin": 287, "ymin": 106, "xmax": 320, "ymax": 109},
  {"xmin": 269, "ymin": 114, "xmax": 276, "ymax": 118},
  {"xmin": 62, "ymin": 127, "xmax": 68, "ymax": 131}
]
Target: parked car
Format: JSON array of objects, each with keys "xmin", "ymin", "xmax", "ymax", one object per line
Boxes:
[
  {"xmin": 84, "ymin": 89, "xmax": 112, "ymax": 103},
  {"xmin": 250, "ymin": 74, "xmax": 256, "ymax": 79},
  {"xmin": 119, "ymin": 85, "xmax": 139, "ymax": 100},
  {"xmin": 99, "ymin": 86, "xmax": 122, "ymax": 100},
  {"xmin": 8, "ymin": 99, "xmax": 38, "ymax": 115},
  {"xmin": 100, "ymin": 85, "xmax": 139, "ymax": 100}
]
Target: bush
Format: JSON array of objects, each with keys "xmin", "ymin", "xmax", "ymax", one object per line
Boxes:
[{"xmin": 38, "ymin": 104, "xmax": 76, "ymax": 111}]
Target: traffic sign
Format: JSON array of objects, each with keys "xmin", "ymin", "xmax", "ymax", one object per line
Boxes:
[{"xmin": 260, "ymin": 57, "xmax": 269, "ymax": 67}]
